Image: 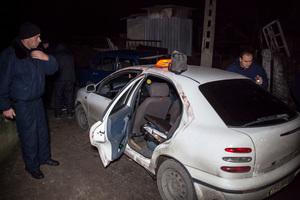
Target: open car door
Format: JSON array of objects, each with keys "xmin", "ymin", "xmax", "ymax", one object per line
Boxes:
[{"xmin": 89, "ymin": 75, "xmax": 145, "ymax": 167}]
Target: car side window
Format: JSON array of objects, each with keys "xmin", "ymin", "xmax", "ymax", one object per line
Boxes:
[
  {"xmin": 117, "ymin": 58, "xmax": 135, "ymax": 70},
  {"xmin": 96, "ymin": 72, "xmax": 139, "ymax": 99},
  {"xmin": 96, "ymin": 57, "xmax": 116, "ymax": 71}
]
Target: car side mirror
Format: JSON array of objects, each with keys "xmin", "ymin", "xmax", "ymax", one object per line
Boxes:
[{"xmin": 86, "ymin": 84, "xmax": 96, "ymax": 93}]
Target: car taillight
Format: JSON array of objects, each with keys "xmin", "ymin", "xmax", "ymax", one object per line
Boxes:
[
  {"xmin": 220, "ymin": 166, "xmax": 251, "ymax": 173},
  {"xmin": 221, "ymin": 147, "xmax": 253, "ymax": 173},
  {"xmin": 222, "ymin": 157, "xmax": 252, "ymax": 162},
  {"xmin": 225, "ymin": 148, "xmax": 252, "ymax": 153}
]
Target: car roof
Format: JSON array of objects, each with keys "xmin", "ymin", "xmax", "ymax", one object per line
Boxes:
[
  {"xmin": 95, "ymin": 50, "xmax": 166, "ymax": 59},
  {"xmin": 125, "ymin": 64, "xmax": 247, "ymax": 85}
]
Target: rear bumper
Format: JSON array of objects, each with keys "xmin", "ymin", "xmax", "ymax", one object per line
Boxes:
[
  {"xmin": 188, "ymin": 154, "xmax": 300, "ymax": 200},
  {"xmin": 194, "ymin": 168, "xmax": 299, "ymax": 200}
]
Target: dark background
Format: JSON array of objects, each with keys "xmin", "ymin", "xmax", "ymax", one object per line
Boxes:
[{"xmin": 0, "ymin": 0, "xmax": 299, "ymax": 53}]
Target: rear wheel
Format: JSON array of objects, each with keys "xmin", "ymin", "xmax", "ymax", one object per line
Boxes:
[
  {"xmin": 157, "ymin": 159, "xmax": 196, "ymax": 200},
  {"xmin": 76, "ymin": 104, "xmax": 89, "ymax": 131}
]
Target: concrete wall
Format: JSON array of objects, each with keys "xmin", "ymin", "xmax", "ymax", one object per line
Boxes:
[
  {"xmin": 0, "ymin": 116, "xmax": 18, "ymax": 163},
  {"xmin": 127, "ymin": 16, "xmax": 145, "ymax": 40},
  {"xmin": 262, "ymin": 49, "xmax": 297, "ymax": 108}
]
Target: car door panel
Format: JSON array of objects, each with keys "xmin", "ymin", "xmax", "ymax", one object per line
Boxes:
[
  {"xmin": 88, "ymin": 70, "xmax": 141, "ymax": 126},
  {"xmin": 87, "ymin": 93, "xmax": 111, "ymax": 126},
  {"xmin": 90, "ymin": 75, "xmax": 145, "ymax": 167},
  {"xmin": 107, "ymin": 106, "xmax": 131, "ymax": 160}
]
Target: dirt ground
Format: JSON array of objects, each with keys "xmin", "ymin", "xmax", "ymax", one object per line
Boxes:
[
  {"xmin": 0, "ymin": 109, "xmax": 161, "ymax": 200},
  {"xmin": 1, "ymin": 107, "xmax": 300, "ymax": 200}
]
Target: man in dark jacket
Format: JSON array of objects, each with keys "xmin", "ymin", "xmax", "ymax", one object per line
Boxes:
[
  {"xmin": 41, "ymin": 36, "xmax": 56, "ymax": 110},
  {"xmin": 0, "ymin": 22, "xmax": 59, "ymax": 179},
  {"xmin": 53, "ymin": 43, "xmax": 76, "ymax": 119},
  {"xmin": 226, "ymin": 50, "xmax": 269, "ymax": 89}
]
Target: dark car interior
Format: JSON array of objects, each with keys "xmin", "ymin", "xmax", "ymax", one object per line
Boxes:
[
  {"xmin": 128, "ymin": 76, "xmax": 182, "ymax": 158},
  {"xmin": 96, "ymin": 70, "xmax": 140, "ymax": 99}
]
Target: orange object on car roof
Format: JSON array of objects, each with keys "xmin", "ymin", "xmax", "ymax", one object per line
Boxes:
[{"xmin": 156, "ymin": 59, "xmax": 171, "ymax": 67}]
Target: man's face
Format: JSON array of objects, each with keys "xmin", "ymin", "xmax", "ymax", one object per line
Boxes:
[
  {"xmin": 21, "ymin": 34, "xmax": 41, "ymax": 50},
  {"xmin": 239, "ymin": 54, "xmax": 253, "ymax": 69}
]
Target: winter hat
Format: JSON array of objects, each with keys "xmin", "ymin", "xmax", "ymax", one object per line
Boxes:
[{"xmin": 19, "ymin": 22, "xmax": 41, "ymax": 39}]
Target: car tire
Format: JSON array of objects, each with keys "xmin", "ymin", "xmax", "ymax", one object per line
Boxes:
[
  {"xmin": 76, "ymin": 104, "xmax": 89, "ymax": 131},
  {"xmin": 157, "ymin": 159, "xmax": 196, "ymax": 200}
]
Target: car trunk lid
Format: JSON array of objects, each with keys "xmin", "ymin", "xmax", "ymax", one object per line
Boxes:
[{"xmin": 231, "ymin": 120, "xmax": 300, "ymax": 175}]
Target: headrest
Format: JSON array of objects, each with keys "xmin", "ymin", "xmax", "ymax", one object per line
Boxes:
[{"xmin": 149, "ymin": 83, "xmax": 169, "ymax": 97}]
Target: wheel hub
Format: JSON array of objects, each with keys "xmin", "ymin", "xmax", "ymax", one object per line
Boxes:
[{"xmin": 164, "ymin": 170, "xmax": 187, "ymax": 199}]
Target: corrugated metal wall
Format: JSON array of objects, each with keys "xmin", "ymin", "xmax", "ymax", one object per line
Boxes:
[{"xmin": 145, "ymin": 17, "xmax": 193, "ymax": 56}]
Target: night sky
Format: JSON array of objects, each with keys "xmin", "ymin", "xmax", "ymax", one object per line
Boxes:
[{"xmin": 0, "ymin": 0, "xmax": 299, "ymax": 51}]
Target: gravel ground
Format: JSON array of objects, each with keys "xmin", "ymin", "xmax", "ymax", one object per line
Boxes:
[{"xmin": 0, "ymin": 109, "xmax": 161, "ymax": 200}]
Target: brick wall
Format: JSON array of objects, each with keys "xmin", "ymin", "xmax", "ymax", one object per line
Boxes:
[{"xmin": 262, "ymin": 49, "xmax": 297, "ymax": 108}]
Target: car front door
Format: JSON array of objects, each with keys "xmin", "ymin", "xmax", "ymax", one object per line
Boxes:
[
  {"xmin": 87, "ymin": 70, "xmax": 141, "ymax": 126},
  {"xmin": 90, "ymin": 74, "xmax": 145, "ymax": 167}
]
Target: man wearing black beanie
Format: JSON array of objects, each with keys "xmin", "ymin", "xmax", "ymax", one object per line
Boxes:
[
  {"xmin": 0, "ymin": 21, "xmax": 60, "ymax": 179},
  {"xmin": 19, "ymin": 21, "xmax": 41, "ymax": 40}
]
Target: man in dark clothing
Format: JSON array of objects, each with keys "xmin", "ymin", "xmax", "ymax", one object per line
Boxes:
[
  {"xmin": 53, "ymin": 43, "xmax": 76, "ymax": 119},
  {"xmin": 291, "ymin": 70, "xmax": 300, "ymax": 112},
  {"xmin": 0, "ymin": 22, "xmax": 59, "ymax": 179},
  {"xmin": 227, "ymin": 50, "xmax": 269, "ymax": 89},
  {"xmin": 40, "ymin": 37, "xmax": 56, "ymax": 110}
]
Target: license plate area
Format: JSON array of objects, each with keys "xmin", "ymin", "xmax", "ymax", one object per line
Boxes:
[{"xmin": 269, "ymin": 174, "xmax": 294, "ymax": 196}]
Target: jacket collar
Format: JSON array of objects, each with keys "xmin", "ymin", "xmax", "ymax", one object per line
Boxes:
[{"xmin": 12, "ymin": 37, "xmax": 31, "ymax": 59}]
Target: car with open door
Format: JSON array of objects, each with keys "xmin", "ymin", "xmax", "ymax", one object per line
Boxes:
[{"xmin": 89, "ymin": 55, "xmax": 300, "ymax": 200}]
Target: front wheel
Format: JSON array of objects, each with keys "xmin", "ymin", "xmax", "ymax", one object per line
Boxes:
[
  {"xmin": 157, "ymin": 159, "xmax": 196, "ymax": 200},
  {"xmin": 76, "ymin": 104, "xmax": 89, "ymax": 131}
]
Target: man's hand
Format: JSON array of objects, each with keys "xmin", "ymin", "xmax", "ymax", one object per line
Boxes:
[
  {"xmin": 3, "ymin": 108, "xmax": 16, "ymax": 119},
  {"xmin": 31, "ymin": 50, "xmax": 49, "ymax": 61},
  {"xmin": 255, "ymin": 75, "xmax": 263, "ymax": 86}
]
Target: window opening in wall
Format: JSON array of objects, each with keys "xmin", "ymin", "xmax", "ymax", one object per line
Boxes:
[
  {"xmin": 206, "ymin": 42, "xmax": 210, "ymax": 49},
  {"xmin": 207, "ymin": 31, "xmax": 211, "ymax": 38}
]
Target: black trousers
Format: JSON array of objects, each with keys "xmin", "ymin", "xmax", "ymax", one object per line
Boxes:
[
  {"xmin": 14, "ymin": 98, "xmax": 51, "ymax": 173},
  {"xmin": 54, "ymin": 81, "xmax": 74, "ymax": 116}
]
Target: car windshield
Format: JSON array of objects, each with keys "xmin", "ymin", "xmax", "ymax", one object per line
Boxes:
[{"xmin": 200, "ymin": 79, "xmax": 298, "ymax": 127}]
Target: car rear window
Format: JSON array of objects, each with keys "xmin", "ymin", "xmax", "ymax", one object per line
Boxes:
[{"xmin": 199, "ymin": 79, "xmax": 298, "ymax": 127}]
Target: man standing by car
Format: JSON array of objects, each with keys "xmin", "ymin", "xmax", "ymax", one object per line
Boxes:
[
  {"xmin": 53, "ymin": 43, "xmax": 76, "ymax": 119},
  {"xmin": 0, "ymin": 22, "xmax": 59, "ymax": 179},
  {"xmin": 227, "ymin": 50, "xmax": 269, "ymax": 89}
]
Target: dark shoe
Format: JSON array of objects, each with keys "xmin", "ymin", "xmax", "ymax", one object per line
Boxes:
[
  {"xmin": 62, "ymin": 105, "xmax": 67, "ymax": 111},
  {"xmin": 54, "ymin": 115, "xmax": 61, "ymax": 120},
  {"xmin": 67, "ymin": 113, "xmax": 74, "ymax": 119},
  {"xmin": 42, "ymin": 159, "xmax": 60, "ymax": 166},
  {"xmin": 30, "ymin": 170, "xmax": 44, "ymax": 179}
]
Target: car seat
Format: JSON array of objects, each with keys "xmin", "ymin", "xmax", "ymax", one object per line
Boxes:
[
  {"xmin": 132, "ymin": 82, "xmax": 172, "ymax": 134},
  {"xmin": 146, "ymin": 98, "xmax": 182, "ymax": 150}
]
